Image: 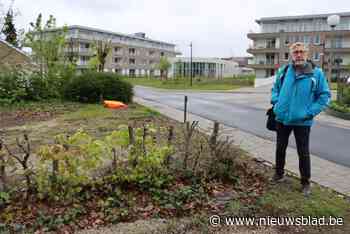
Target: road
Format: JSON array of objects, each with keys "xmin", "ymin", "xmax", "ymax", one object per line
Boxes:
[{"xmin": 134, "ymin": 86, "xmax": 350, "ymax": 168}]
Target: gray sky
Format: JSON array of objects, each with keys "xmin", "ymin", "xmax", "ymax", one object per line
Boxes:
[{"xmin": 2, "ymin": 0, "xmax": 350, "ymax": 57}]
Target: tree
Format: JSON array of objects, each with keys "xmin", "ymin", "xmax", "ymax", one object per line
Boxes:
[
  {"xmin": 92, "ymin": 40, "xmax": 112, "ymax": 72},
  {"xmin": 1, "ymin": 8, "xmax": 18, "ymax": 47},
  {"xmin": 158, "ymin": 56, "xmax": 171, "ymax": 80},
  {"xmin": 24, "ymin": 13, "xmax": 75, "ymax": 98}
]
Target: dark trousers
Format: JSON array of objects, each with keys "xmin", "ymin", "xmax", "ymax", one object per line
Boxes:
[{"xmin": 275, "ymin": 122, "xmax": 311, "ymax": 185}]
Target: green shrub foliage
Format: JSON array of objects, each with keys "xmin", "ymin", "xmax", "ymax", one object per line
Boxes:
[{"xmin": 65, "ymin": 72, "xmax": 133, "ymax": 103}]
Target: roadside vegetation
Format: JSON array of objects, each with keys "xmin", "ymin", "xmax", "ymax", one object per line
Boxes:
[
  {"xmin": 329, "ymin": 84, "xmax": 350, "ymax": 114},
  {"xmin": 0, "ymin": 102, "xmax": 349, "ymax": 233},
  {"xmin": 121, "ymin": 75, "xmax": 255, "ymax": 91}
]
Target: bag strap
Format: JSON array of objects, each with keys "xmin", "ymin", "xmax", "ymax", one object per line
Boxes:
[{"xmin": 278, "ymin": 64, "xmax": 289, "ymax": 89}]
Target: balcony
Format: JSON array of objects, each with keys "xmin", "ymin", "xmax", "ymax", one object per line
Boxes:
[
  {"xmin": 324, "ymin": 47, "xmax": 350, "ymax": 53},
  {"xmin": 247, "ymin": 60, "xmax": 278, "ymax": 69},
  {"xmin": 247, "ymin": 32, "xmax": 280, "ymax": 39},
  {"xmin": 247, "ymin": 45, "xmax": 279, "ymax": 54}
]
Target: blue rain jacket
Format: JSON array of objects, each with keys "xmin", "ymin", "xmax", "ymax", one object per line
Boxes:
[{"xmin": 271, "ymin": 62, "xmax": 331, "ymax": 126}]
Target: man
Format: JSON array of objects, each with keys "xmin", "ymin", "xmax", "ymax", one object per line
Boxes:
[{"xmin": 270, "ymin": 42, "xmax": 331, "ymax": 196}]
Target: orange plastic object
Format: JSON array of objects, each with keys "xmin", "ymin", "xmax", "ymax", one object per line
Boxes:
[{"xmin": 103, "ymin": 100, "xmax": 128, "ymax": 109}]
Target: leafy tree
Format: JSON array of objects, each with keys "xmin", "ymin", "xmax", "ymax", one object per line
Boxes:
[
  {"xmin": 91, "ymin": 40, "xmax": 112, "ymax": 72},
  {"xmin": 24, "ymin": 13, "xmax": 76, "ymax": 98},
  {"xmin": 1, "ymin": 8, "xmax": 18, "ymax": 47},
  {"xmin": 158, "ymin": 56, "xmax": 171, "ymax": 80}
]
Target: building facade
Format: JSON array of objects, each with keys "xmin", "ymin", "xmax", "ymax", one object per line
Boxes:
[
  {"xmin": 168, "ymin": 57, "xmax": 241, "ymax": 79},
  {"xmin": 63, "ymin": 25, "xmax": 179, "ymax": 76},
  {"xmin": 0, "ymin": 39, "xmax": 31, "ymax": 67},
  {"xmin": 247, "ymin": 12, "xmax": 350, "ymax": 80},
  {"xmin": 222, "ymin": 56, "xmax": 253, "ymax": 67}
]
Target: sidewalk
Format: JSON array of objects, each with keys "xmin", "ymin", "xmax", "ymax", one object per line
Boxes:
[{"xmin": 134, "ymin": 96, "xmax": 350, "ymax": 197}]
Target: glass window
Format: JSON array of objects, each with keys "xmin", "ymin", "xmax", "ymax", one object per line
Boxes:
[
  {"xmin": 314, "ymin": 34, "xmax": 320, "ymax": 44},
  {"xmin": 313, "ymin": 52, "xmax": 320, "ymax": 61},
  {"xmin": 303, "ymin": 35, "xmax": 310, "ymax": 45},
  {"xmin": 335, "ymin": 37, "xmax": 342, "ymax": 48},
  {"xmin": 284, "ymin": 52, "xmax": 289, "ymax": 60},
  {"xmin": 285, "ymin": 36, "xmax": 290, "ymax": 45},
  {"xmin": 129, "ymin": 48, "xmax": 136, "ymax": 54}
]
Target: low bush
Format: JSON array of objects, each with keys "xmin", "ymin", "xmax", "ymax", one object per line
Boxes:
[
  {"xmin": 329, "ymin": 101, "xmax": 350, "ymax": 113},
  {"xmin": 341, "ymin": 85, "xmax": 350, "ymax": 105},
  {"xmin": 0, "ymin": 65, "xmax": 76, "ymax": 104},
  {"xmin": 64, "ymin": 72, "xmax": 133, "ymax": 103},
  {"xmin": 0, "ymin": 68, "xmax": 30, "ymax": 104}
]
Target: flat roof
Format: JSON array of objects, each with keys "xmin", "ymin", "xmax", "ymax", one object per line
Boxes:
[
  {"xmin": 256, "ymin": 12, "xmax": 350, "ymax": 24},
  {"xmin": 67, "ymin": 25, "xmax": 176, "ymax": 46},
  {"xmin": 169, "ymin": 57, "xmax": 239, "ymax": 65}
]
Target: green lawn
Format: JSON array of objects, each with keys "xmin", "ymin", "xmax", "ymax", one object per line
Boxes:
[{"xmin": 121, "ymin": 76, "xmax": 255, "ymax": 91}]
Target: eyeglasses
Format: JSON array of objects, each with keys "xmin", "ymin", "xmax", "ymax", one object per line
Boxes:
[{"xmin": 292, "ymin": 50, "xmax": 306, "ymax": 55}]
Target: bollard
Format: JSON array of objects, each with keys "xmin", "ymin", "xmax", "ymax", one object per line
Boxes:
[{"xmin": 184, "ymin": 95, "xmax": 188, "ymax": 123}]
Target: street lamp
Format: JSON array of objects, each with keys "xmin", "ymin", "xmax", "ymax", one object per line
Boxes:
[
  {"xmin": 327, "ymin": 14, "xmax": 340, "ymax": 85},
  {"xmin": 190, "ymin": 42, "xmax": 193, "ymax": 86}
]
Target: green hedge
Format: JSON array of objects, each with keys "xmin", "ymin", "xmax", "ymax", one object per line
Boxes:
[
  {"xmin": 64, "ymin": 72, "xmax": 133, "ymax": 103},
  {"xmin": 0, "ymin": 69, "xmax": 50, "ymax": 104},
  {"xmin": 329, "ymin": 101, "xmax": 350, "ymax": 113}
]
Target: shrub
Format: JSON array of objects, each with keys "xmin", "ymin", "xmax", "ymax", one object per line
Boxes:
[
  {"xmin": 329, "ymin": 101, "xmax": 350, "ymax": 113},
  {"xmin": 0, "ymin": 68, "xmax": 29, "ymax": 104},
  {"xmin": 65, "ymin": 72, "xmax": 133, "ymax": 103},
  {"xmin": 341, "ymin": 85, "xmax": 350, "ymax": 105},
  {"xmin": 0, "ymin": 65, "xmax": 76, "ymax": 104}
]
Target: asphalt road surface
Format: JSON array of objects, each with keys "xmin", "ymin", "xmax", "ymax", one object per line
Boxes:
[{"xmin": 135, "ymin": 86, "xmax": 350, "ymax": 168}]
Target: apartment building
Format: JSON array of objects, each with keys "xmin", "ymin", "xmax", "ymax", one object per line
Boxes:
[
  {"xmin": 247, "ymin": 12, "xmax": 350, "ymax": 80},
  {"xmin": 63, "ymin": 25, "xmax": 179, "ymax": 76}
]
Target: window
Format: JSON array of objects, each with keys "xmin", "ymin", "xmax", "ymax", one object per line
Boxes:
[
  {"xmin": 80, "ymin": 56, "xmax": 89, "ymax": 61},
  {"xmin": 313, "ymin": 52, "xmax": 320, "ymax": 61},
  {"xmin": 303, "ymin": 35, "xmax": 310, "ymax": 45},
  {"xmin": 80, "ymin": 43, "xmax": 89, "ymax": 49},
  {"xmin": 114, "ymin": 47, "xmax": 121, "ymax": 53},
  {"xmin": 129, "ymin": 48, "xmax": 136, "ymax": 55},
  {"xmin": 114, "ymin": 69, "xmax": 121, "ymax": 74},
  {"xmin": 285, "ymin": 36, "xmax": 291, "ymax": 45},
  {"xmin": 314, "ymin": 34, "xmax": 320, "ymax": 44},
  {"xmin": 129, "ymin": 58, "xmax": 135, "ymax": 64},
  {"xmin": 129, "ymin": 69, "xmax": 135, "ymax": 77},
  {"xmin": 284, "ymin": 53, "xmax": 289, "ymax": 60},
  {"xmin": 335, "ymin": 37, "xmax": 342, "ymax": 48},
  {"xmin": 114, "ymin": 57, "xmax": 122, "ymax": 63},
  {"xmin": 149, "ymin": 50, "xmax": 154, "ymax": 56},
  {"xmin": 160, "ymin": 52, "xmax": 164, "ymax": 56}
]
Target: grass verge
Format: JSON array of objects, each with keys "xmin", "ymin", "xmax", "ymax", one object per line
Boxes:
[{"xmin": 122, "ymin": 76, "xmax": 254, "ymax": 91}]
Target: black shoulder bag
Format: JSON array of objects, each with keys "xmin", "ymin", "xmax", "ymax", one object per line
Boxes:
[{"xmin": 266, "ymin": 65, "xmax": 288, "ymax": 131}]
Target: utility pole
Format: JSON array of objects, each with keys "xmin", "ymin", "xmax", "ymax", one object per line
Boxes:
[{"xmin": 190, "ymin": 42, "xmax": 193, "ymax": 86}]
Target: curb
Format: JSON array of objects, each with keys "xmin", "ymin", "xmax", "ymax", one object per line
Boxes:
[{"xmin": 325, "ymin": 108, "xmax": 350, "ymax": 120}]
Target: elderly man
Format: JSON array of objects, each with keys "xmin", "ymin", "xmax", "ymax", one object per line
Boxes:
[{"xmin": 270, "ymin": 42, "xmax": 331, "ymax": 196}]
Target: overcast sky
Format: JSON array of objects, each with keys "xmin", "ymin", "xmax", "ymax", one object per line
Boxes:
[{"xmin": 2, "ymin": 0, "xmax": 350, "ymax": 57}]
